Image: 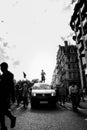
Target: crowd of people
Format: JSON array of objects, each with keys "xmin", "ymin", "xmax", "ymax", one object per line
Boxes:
[
  {"xmin": 0, "ymin": 62, "xmax": 87, "ymax": 130},
  {"xmin": 56, "ymin": 83, "xmax": 87, "ymax": 112},
  {"xmin": 15, "ymin": 80, "xmax": 32, "ymax": 109}
]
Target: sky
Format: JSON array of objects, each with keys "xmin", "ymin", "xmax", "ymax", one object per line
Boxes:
[{"xmin": 0, "ymin": 0, "xmax": 76, "ymax": 83}]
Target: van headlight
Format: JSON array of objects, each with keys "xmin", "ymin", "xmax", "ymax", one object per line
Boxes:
[
  {"xmin": 51, "ymin": 93, "xmax": 56, "ymax": 96},
  {"xmin": 32, "ymin": 93, "xmax": 36, "ymax": 96}
]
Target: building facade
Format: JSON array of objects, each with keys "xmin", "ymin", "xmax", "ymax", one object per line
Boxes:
[
  {"xmin": 70, "ymin": 0, "xmax": 87, "ymax": 88},
  {"xmin": 52, "ymin": 41, "xmax": 81, "ymax": 88}
]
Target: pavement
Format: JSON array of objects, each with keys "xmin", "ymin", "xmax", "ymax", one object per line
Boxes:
[
  {"xmin": 65, "ymin": 96, "xmax": 87, "ymax": 110},
  {"xmin": 57, "ymin": 96, "xmax": 87, "ymax": 119},
  {"xmin": 11, "ymin": 97, "xmax": 87, "ymax": 110},
  {"xmin": 10, "ymin": 96, "xmax": 87, "ymax": 117}
]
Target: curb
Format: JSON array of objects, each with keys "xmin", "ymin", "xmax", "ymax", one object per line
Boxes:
[{"xmin": 65, "ymin": 102, "xmax": 87, "ymax": 110}]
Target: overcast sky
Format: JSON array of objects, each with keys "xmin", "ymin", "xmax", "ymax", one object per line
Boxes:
[{"xmin": 0, "ymin": 0, "xmax": 75, "ymax": 83}]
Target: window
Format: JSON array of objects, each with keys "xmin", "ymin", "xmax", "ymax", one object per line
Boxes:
[
  {"xmin": 69, "ymin": 72, "xmax": 72, "ymax": 79},
  {"xmin": 68, "ymin": 56, "xmax": 70, "ymax": 62},
  {"xmin": 71, "ymin": 56, "xmax": 74, "ymax": 62},
  {"xmin": 68, "ymin": 64, "xmax": 70, "ymax": 69},
  {"xmin": 70, "ymin": 48, "xmax": 74, "ymax": 53}
]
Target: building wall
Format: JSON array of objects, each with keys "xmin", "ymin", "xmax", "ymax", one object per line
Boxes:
[
  {"xmin": 52, "ymin": 41, "xmax": 81, "ymax": 88},
  {"xmin": 70, "ymin": 0, "xmax": 87, "ymax": 88}
]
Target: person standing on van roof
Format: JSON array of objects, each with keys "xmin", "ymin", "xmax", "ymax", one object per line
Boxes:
[{"xmin": 41, "ymin": 69, "xmax": 46, "ymax": 83}]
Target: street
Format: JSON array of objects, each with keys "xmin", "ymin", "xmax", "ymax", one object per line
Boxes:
[
  {"xmin": 0, "ymin": 0, "xmax": 87, "ymax": 130},
  {"xmin": 5, "ymin": 103, "xmax": 87, "ymax": 130}
]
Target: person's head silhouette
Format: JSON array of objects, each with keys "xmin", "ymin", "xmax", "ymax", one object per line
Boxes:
[{"xmin": 0, "ymin": 62, "xmax": 8, "ymax": 73}]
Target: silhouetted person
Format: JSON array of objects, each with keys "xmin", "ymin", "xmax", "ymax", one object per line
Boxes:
[
  {"xmin": 58, "ymin": 84, "xmax": 68, "ymax": 106},
  {"xmin": 0, "ymin": 62, "xmax": 16, "ymax": 130},
  {"xmin": 41, "ymin": 69, "xmax": 46, "ymax": 83},
  {"xmin": 69, "ymin": 84, "xmax": 79, "ymax": 111},
  {"xmin": 22, "ymin": 82, "xmax": 29, "ymax": 109},
  {"xmin": 15, "ymin": 83, "xmax": 22, "ymax": 107}
]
